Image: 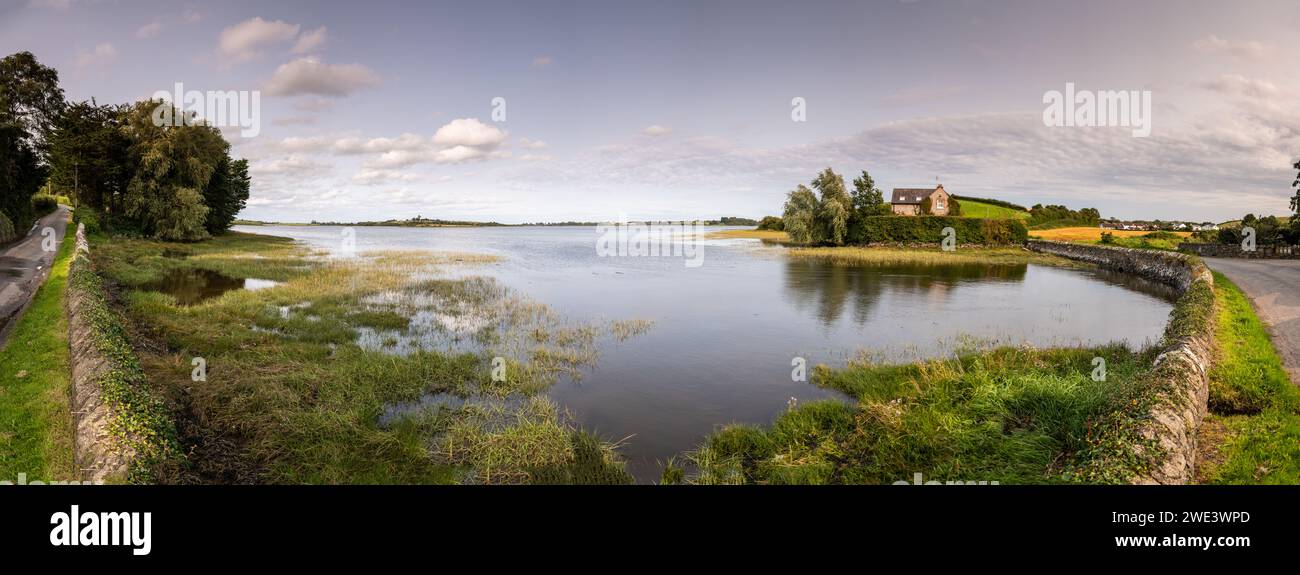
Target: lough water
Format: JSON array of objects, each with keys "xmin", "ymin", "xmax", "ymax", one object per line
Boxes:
[{"xmin": 234, "ymin": 225, "xmax": 1176, "ymax": 482}]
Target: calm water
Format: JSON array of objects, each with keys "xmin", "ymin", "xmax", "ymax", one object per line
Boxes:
[{"xmin": 234, "ymin": 225, "xmax": 1176, "ymax": 482}]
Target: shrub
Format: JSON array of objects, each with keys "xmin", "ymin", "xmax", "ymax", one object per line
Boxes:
[
  {"xmin": 756, "ymin": 215, "xmax": 784, "ymax": 231},
  {"xmin": 0, "ymin": 211, "xmax": 14, "ymax": 244},
  {"xmin": 73, "ymin": 207, "xmax": 102, "ymax": 235},
  {"xmin": 854, "ymin": 216, "xmax": 1028, "ymax": 246},
  {"xmin": 31, "ymin": 194, "xmax": 57, "ymax": 215}
]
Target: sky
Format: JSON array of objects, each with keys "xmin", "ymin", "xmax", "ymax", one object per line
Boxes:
[{"xmin": 2, "ymin": 0, "xmax": 1298, "ymax": 223}]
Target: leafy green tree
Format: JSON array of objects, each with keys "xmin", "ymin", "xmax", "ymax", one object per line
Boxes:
[
  {"xmin": 756, "ymin": 215, "xmax": 784, "ymax": 231},
  {"xmin": 203, "ymin": 157, "xmax": 250, "ymax": 234},
  {"xmin": 0, "ymin": 51, "xmax": 65, "ymax": 229},
  {"xmin": 782, "ymin": 185, "xmax": 820, "ymax": 243},
  {"xmin": 122, "ymin": 101, "xmax": 229, "ymax": 241},
  {"xmin": 812, "ymin": 167, "xmax": 851, "ymax": 245},
  {"xmin": 1290, "ymin": 159, "xmax": 1300, "ymax": 243},
  {"xmin": 919, "ymin": 196, "xmax": 933, "ymax": 215},
  {"xmin": 48, "ymin": 101, "xmax": 132, "ymax": 212},
  {"xmin": 850, "ymin": 170, "xmax": 887, "ymax": 216},
  {"xmin": 948, "ymin": 197, "xmax": 963, "ymax": 217}
]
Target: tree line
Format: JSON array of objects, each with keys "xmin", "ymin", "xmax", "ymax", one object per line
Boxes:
[
  {"xmin": 778, "ymin": 167, "xmax": 965, "ymax": 245},
  {"xmin": 0, "ymin": 52, "xmax": 249, "ymax": 242}
]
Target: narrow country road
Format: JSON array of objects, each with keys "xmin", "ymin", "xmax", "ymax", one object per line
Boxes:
[
  {"xmin": 0, "ymin": 205, "xmax": 70, "ymax": 346},
  {"xmin": 1203, "ymin": 257, "xmax": 1300, "ymax": 384}
]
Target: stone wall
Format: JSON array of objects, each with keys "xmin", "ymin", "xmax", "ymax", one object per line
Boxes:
[
  {"xmin": 1179, "ymin": 243, "xmax": 1300, "ymax": 259},
  {"xmin": 65, "ymin": 223, "xmax": 135, "ymax": 481},
  {"xmin": 1026, "ymin": 240, "xmax": 1215, "ymax": 484}
]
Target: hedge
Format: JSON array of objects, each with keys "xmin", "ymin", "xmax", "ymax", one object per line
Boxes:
[
  {"xmin": 851, "ymin": 216, "xmax": 1028, "ymax": 245},
  {"xmin": 0, "ymin": 211, "xmax": 13, "ymax": 244}
]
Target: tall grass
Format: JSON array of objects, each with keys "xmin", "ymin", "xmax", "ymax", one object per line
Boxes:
[{"xmin": 685, "ymin": 344, "xmax": 1156, "ymax": 484}]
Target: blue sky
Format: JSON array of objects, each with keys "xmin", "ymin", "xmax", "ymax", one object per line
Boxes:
[{"xmin": 4, "ymin": 0, "xmax": 1298, "ymax": 223}]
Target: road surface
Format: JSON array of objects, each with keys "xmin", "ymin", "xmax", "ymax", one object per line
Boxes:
[
  {"xmin": 0, "ymin": 205, "xmax": 70, "ymax": 346},
  {"xmin": 1203, "ymin": 257, "xmax": 1300, "ymax": 384}
]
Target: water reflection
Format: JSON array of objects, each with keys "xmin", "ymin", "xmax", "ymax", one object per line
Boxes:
[
  {"xmin": 141, "ymin": 268, "xmax": 280, "ymax": 305},
  {"xmin": 782, "ymin": 259, "xmax": 1029, "ymax": 327}
]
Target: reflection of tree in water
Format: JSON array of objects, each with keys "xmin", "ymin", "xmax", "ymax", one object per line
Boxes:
[
  {"xmin": 143, "ymin": 268, "xmax": 246, "ymax": 306},
  {"xmin": 781, "ymin": 259, "xmax": 1028, "ymax": 326}
]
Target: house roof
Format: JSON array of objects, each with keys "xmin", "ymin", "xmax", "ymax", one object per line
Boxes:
[{"xmin": 890, "ymin": 187, "xmax": 939, "ymax": 205}]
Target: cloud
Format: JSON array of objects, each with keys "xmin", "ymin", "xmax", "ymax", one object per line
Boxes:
[
  {"xmin": 219, "ymin": 17, "xmax": 301, "ymax": 63},
  {"xmin": 264, "ymin": 58, "xmax": 380, "ymax": 97},
  {"xmin": 1192, "ymin": 34, "xmax": 1269, "ymax": 61},
  {"xmin": 641, "ymin": 124, "xmax": 672, "ymax": 137},
  {"xmin": 75, "ymin": 43, "xmax": 117, "ymax": 68},
  {"xmin": 249, "ymin": 154, "xmax": 330, "ymax": 176},
  {"xmin": 879, "ymin": 85, "xmax": 967, "ymax": 107},
  {"xmin": 518, "ymin": 137, "xmax": 548, "ymax": 150},
  {"xmin": 432, "ymin": 118, "xmax": 507, "ymax": 148},
  {"xmin": 531, "ymin": 55, "xmax": 553, "ymax": 70},
  {"xmin": 136, "ymin": 19, "xmax": 163, "ymax": 39},
  {"xmin": 292, "ymin": 26, "xmax": 328, "ymax": 54},
  {"xmin": 1196, "ymin": 74, "xmax": 1278, "ymax": 99},
  {"xmin": 352, "ymin": 168, "xmax": 422, "ymax": 185}
]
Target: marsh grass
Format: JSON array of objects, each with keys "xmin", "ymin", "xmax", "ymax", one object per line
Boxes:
[
  {"xmin": 685, "ymin": 343, "xmax": 1157, "ymax": 485},
  {"xmin": 92, "ymin": 231, "xmax": 636, "ymax": 484}
]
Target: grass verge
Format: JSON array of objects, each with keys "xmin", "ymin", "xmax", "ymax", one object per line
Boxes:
[
  {"xmin": 0, "ymin": 226, "xmax": 76, "ymax": 482},
  {"xmin": 1198, "ymin": 272, "xmax": 1300, "ymax": 484}
]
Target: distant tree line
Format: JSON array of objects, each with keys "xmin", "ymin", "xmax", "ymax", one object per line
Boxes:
[
  {"xmin": 1027, "ymin": 204, "xmax": 1100, "ymax": 228},
  {"xmin": 0, "ymin": 52, "xmax": 249, "ymax": 242}
]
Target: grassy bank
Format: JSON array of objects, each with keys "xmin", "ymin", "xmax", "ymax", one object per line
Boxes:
[
  {"xmin": 678, "ymin": 343, "xmax": 1158, "ymax": 484},
  {"xmin": 958, "ymin": 199, "xmax": 1030, "ymax": 220},
  {"xmin": 0, "ymin": 226, "xmax": 75, "ymax": 482},
  {"xmin": 1198, "ymin": 272, "xmax": 1300, "ymax": 484},
  {"xmin": 787, "ymin": 245, "xmax": 1076, "ymax": 267},
  {"xmin": 706, "ymin": 229, "xmax": 791, "ymax": 242},
  {"xmin": 91, "ymin": 232, "xmax": 634, "ymax": 484}
]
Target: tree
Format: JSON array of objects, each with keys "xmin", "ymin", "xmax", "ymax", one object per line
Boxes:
[
  {"xmin": 948, "ymin": 197, "xmax": 963, "ymax": 217},
  {"xmin": 48, "ymin": 100, "xmax": 132, "ymax": 212},
  {"xmin": 756, "ymin": 215, "xmax": 784, "ymax": 231},
  {"xmin": 203, "ymin": 157, "xmax": 250, "ymax": 234},
  {"xmin": 0, "ymin": 52, "xmax": 65, "ymax": 230},
  {"xmin": 811, "ymin": 167, "xmax": 851, "ymax": 245},
  {"xmin": 121, "ymin": 101, "xmax": 228, "ymax": 241},
  {"xmin": 850, "ymin": 170, "xmax": 886, "ymax": 216},
  {"xmin": 919, "ymin": 196, "xmax": 933, "ymax": 215},
  {"xmin": 0, "ymin": 52, "xmax": 66, "ymax": 155},
  {"xmin": 782, "ymin": 185, "xmax": 820, "ymax": 243}
]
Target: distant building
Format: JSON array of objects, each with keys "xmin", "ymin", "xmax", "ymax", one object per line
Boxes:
[{"xmin": 890, "ymin": 185, "xmax": 951, "ymax": 216}]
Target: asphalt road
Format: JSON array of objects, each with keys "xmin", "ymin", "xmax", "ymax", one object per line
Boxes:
[
  {"xmin": 0, "ymin": 205, "xmax": 70, "ymax": 346},
  {"xmin": 1204, "ymin": 257, "xmax": 1300, "ymax": 384}
]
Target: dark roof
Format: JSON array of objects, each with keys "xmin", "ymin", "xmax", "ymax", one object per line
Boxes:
[{"xmin": 890, "ymin": 187, "xmax": 937, "ymax": 205}]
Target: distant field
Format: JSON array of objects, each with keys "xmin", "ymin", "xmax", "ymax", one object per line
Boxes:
[
  {"xmin": 1030, "ymin": 227, "xmax": 1192, "ymax": 242},
  {"xmin": 958, "ymin": 199, "xmax": 1030, "ymax": 220},
  {"xmin": 707, "ymin": 229, "xmax": 790, "ymax": 241}
]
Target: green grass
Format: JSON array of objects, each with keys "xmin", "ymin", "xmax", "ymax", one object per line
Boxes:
[
  {"xmin": 0, "ymin": 225, "xmax": 76, "ymax": 482},
  {"xmin": 958, "ymin": 199, "xmax": 1031, "ymax": 220},
  {"xmin": 684, "ymin": 344, "xmax": 1158, "ymax": 484},
  {"xmin": 1200, "ymin": 272, "xmax": 1300, "ymax": 484},
  {"xmin": 786, "ymin": 245, "xmax": 1078, "ymax": 268},
  {"xmin": 90, "ymin": 232, "xmax": 633, "ymax": 484}
]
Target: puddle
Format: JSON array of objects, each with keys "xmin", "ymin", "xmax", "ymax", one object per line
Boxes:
[{"xmin": 141, "ymin": 268, "xmax": 282, "ymax": 306}]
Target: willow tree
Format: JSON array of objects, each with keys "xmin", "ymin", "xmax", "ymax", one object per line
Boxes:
[
  {"xmin": 122, "ymin": 101, "xmax": 228, "ymax": 241},
  {"xmin": 812, "ymin": 168, "xmax": 851, "ymax": 245},
  {"xmin": 782, "ymin": 184, "xmax": 820, "ymax": 243}
]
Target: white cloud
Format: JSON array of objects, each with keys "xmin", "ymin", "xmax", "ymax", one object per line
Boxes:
[
  {"xmin": 249, "ymin": 154, "xmax": 330, "ymax": 175},
  {"xmin": 75, "ymin": 43, "xmax": 117, "ymax": 68},
  {"xmin": 219, "ymin": 17, "xmax": 301, "ymax": 63},
  {"xmin": 531, "ymin": 55, "xmax": 553, "ymax": 70},
  {"xmin": 1197, "ymin": 74, "xmax": 1278, "ymax": 99},
  {"xmin": 264, "ymin": 58, "xmax": 380, "ymax": 97},
  {"xmin": 518, "ymin": 137, "xmax": 548, "ymax": 150},
  {"xmin": 292, "ymin": 26, "xmax": 328, "ymax": 54},
  {"xmin": 640, "ymin": 125, "xmax": 672, "ymax": 137},
  {"xmin": 136, "ymin": 19, "xmax": 163, "ymax": 39},
  {"xmin": 1192, "ymin": 34, "xmax": 1269, "ymax": 61},
  {"xmin": 432, "ymin": 118, "xmax": 507, "ymax": 148}
]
